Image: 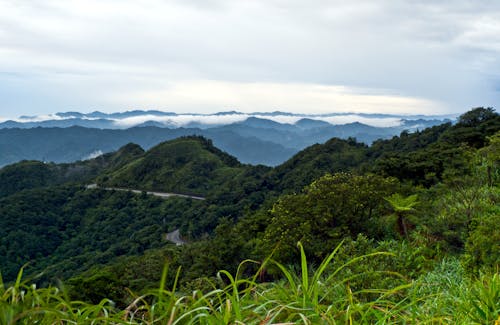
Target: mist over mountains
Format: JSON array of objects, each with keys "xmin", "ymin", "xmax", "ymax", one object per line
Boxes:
[
  {"xmin": 0, "ymin": 110, "xmax": 453, "ymax": 167},
  {"xmin": 1, "ymin": 110, "xmax": 454, "ymax": 129}
]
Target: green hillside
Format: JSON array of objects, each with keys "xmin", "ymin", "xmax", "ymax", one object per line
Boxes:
[
  {"xmin": 268, "ymin": 137, "xmax": 368, "ymax": 192},
  {"xmin": 96, "ymin": 136, "xmax": 244, "ymax": 196},
  {"xmin": 0, "ymin": 143, "xmax": 144, "ymax": 197}
]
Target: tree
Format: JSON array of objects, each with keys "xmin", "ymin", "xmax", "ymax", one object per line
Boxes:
[
  {"xmin": 457, "ymin": 107, "xmax": 497, "ymax": 127},
  {"xmin": 444, "ymin": 107, "xmax": 500, "ymax": 148},
  {"xmin": 464, "ymin": 196, "xmax": 500, "ymax": 273},
  {"xmin": 478, "ymin": 132, "xmax": 500, "ymax": 186},
  {"xmin": 261, "ymin": 173, "xmax": 398, "ymax": 264},
  {"xmin": 385, "ymin": 193, "xmax": 418, "ymax": 238}
]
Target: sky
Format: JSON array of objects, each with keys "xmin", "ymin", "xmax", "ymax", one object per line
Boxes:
[{"xmin": 0, "ymin": 0, "xmax": 499, "ymax": 119}]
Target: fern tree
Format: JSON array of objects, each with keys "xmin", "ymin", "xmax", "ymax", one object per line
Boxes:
[{"xmin": 385, "ymin": 193, "xmax": 419, "ymax": 238}]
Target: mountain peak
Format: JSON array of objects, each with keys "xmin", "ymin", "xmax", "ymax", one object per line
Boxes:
[
  {"xmin": 295, "ymin": 118, "xmax": 331, "ymax": 129},
  {"xmin": 97, "ymin": 136, "xmax": 242, "ymax": 195}
]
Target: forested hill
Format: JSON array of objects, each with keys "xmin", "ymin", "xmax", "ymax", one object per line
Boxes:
[
  {"xmin": 0, "ymin": 107, "xmax": 498, "ymax": 312},
  {"xmin": 95, "ymin": 136, "xmax": 245, "ymax": 196},
  {"xmin": 0, "ymin": 143, "xmax": 144, "ymax": 197}
]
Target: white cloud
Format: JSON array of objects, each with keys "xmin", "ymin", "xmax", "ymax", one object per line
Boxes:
[
  {"xmin": 112, "ymin": 114, "xmax": 250, "ymax": 128},
  {"xmin": 110, "ymin": 112, "xmax": 404, "ymax": 128},
  {"xmin": 0, "ymin": 0, "xmax": 498, "ymax": 117},
  {"xmin": 8, "ymin": 111, "xmax": 411, "ymax": 128},
  {"xmin": 321, "ymin": 115, "xmax": 402, "ymax": 128},
  {"xmin": 82, "ymin": 150, "xmax": 104, "ymax": 160}
]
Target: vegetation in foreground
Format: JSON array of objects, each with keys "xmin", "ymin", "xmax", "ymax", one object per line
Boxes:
[{"xmin": 2, "ymin": 244, "xmax": 500, "ymax": 324}]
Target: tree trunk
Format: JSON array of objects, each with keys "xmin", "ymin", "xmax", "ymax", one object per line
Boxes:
[{"xmin": 397, "ymin": 214, "xmax": 408, "ymax": 238}]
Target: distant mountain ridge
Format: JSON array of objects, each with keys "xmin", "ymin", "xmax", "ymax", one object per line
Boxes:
[
  {"xmin": 1, "ymin": 110, "xmax": 455, "ymax": 129},
  {"xmin": 0, "ymin": 110, "xmax": 455, "ymax": 167}
]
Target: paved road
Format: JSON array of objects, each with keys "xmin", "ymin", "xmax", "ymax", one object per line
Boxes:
[
  {"xmin": 166, "ymin": 229, "xmax": 186, "ymax": 246},
  {"xmin": 85, "ymin": 184, "xmax": 205, "ymax": 200}
]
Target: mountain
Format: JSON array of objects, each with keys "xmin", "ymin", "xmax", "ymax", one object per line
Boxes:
[
  {"xmin": 0, "ymin": 110, "xmax": 454, "ymax": 168},
  {"xmin": 268, "ymin": 137, "xmax": 369, "ymax": 192},
  {"xmin": 238, "ymin": 117, "xmax": 296, "ymax": 131},
  {"xmin": 295, "ymin": 118, "xmax": 332, "ymax": 129},
  {"xmin": 96, "ymin": 136, "xmax": 245, "ymax": 196},
  {"xmin": 0, "ymin": 136, "xmax": 261, "ymax": 281},
  {"xmin": 0, "ymin": 126, "xmax": 295, "ymax": 167},
  {"xmin": 0, "ymin": 118, "xmax": 117, "ymax": 129},
  {"xmin": 55, "ymin": 110, "xmax": 177, "ymax": 119},
  {"xmin": 217, "ymin": 120, "xmax": 397, "ymax": 150},
  {"xmin": 0, "ymin": 143, "xmax": 144, "ymax": 197},
  {"xmin": 135, "ymin": 121, "xmax": 169, "ymax": 128},
  {"xmin": 0, "ymin": 110, "xmax": 454, "ymax": 130},
  {"xmin": 0, "ymin": 119, "xmax": 399, "ymax": 168}
]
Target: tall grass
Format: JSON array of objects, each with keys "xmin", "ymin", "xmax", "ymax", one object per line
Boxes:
[
  {"xmin": 1, "ymin": 245, "xmax": 499, "ymax": 324},
  {"xmin": 407, "ymin": 257, "xmax": 500, "ymax": 324}
]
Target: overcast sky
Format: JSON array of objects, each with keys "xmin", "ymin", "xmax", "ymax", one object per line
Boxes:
[{"xmin": 0, "ymin": 0, "xmax": 499, "ymax": 118}]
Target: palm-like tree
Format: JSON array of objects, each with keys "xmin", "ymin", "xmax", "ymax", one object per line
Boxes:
[{"xmin": 385, "ymin": 193, "xmax": 419, "ymax": 238}]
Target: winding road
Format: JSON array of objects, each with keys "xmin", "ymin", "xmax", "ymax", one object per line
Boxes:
[{"xmin": 85, "ymin": 184, "xmax": 205, "ymax": 200}]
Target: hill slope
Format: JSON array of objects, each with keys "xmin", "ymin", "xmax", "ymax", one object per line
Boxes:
[
  {"xmin": 0, "ymin": 143, "xmax": 144, "ymax": 197},
  {"xmin": 96, "ymin": 136, "xmax": 245, "ymax": 196},
  {"xmin": 0, "ymin": 126, "xmax": 294, "ymax": 167}
]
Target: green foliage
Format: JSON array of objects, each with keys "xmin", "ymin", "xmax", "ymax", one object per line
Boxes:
[
  {"xmin": 265, "ymin": 242, "xmax": 408, "ymax": 323},
  {"xmin": 68, "ymin": 271, "xmax": 127, "ymax": 306},
  {"xmin": 0, "ymin": 186, "xmax": 205, "ymax": 283},
  {"xmin": 269, "ymin": 137, "xmax": 368, "ymax": 193},
  {"xmin": 478, "ymin": 131, "xmax": 500, "ymax": 186},
  {"xmin": 97, "ymin": 136, "xmax": 244, "ymax": 196},
  {"xmin": 0, "ymin": 161, "xmax": 56, "ymax": 197},
  {"xmin": 444, "ymin": 107, "xmax": 500, "ymax": 148},
  {"xmin": 457, "ymin": 107, "xmax": 498, "ymax": 127},
  {"xmin": 3, "ymin": 245, "xmax": 499, "ymax": 324},
  {"xmin": 262, "ymin": 172, "xmax": 398, "ymax": 264},
  {"xmin": 428, "ymin": 145, "xmax": 500, "ymax": 254},
  {"xmin": 463, "ymin": 188, "xmax": 500, "ymax": 273},
  {"xmin": 368, "ymin": 108, "xmax": 499, "ymax": 186},
  {"xmin": 385, "ymin": 193, "xmax": 418, "ymax": 213},
  {"xmin": 414, "ymin": 259, "xmax": 500, "ymax": 324},
  {"xmin": 461, "ymin": 273, "xmax": 500, "ymax": 324},
  {"xmin": 385, "ymin": 193, "xmax": 419, "ymax": 238},
  {"xmin": 0, "ymin": 143, "xmax": 144, "ymax": 197}
]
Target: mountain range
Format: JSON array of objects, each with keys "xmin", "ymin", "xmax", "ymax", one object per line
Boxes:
[
  {"xmin": 2, "ymin": 110, "xmax": 454, "ymax": 129},
  {"xmin": 0, "ymin": 111, "xmax": 453, "ymax": 167}
]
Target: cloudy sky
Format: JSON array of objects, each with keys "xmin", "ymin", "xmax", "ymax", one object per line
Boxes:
[{"xmin": 0, "ymin": 0, "xmax": 499, "ymax": 118}]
